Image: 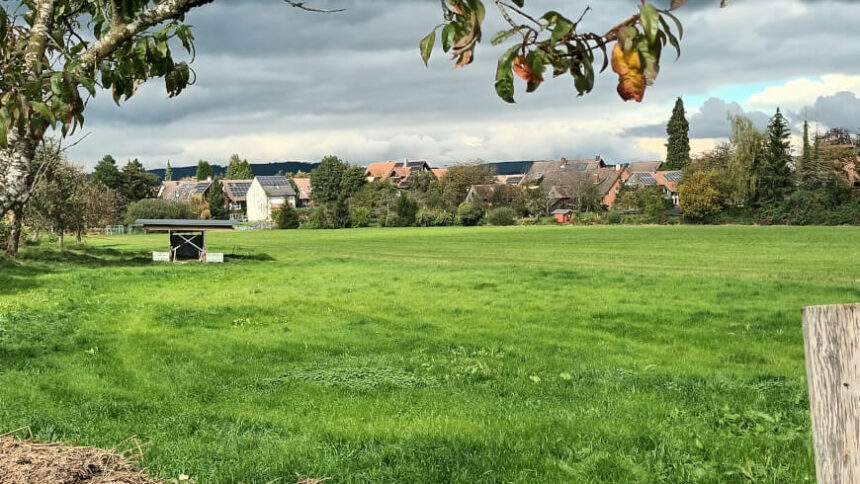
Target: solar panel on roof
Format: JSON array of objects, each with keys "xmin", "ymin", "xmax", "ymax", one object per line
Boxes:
[
  {"xmin": 663, "ymin": 171, "xmax": 682, "ymax": 182},
  {"xmin": 640, "ymin": 173, "xmax": 657, "ymax": 184},
  {"xmin": 227, "ymin": 182, "xmax": 251, "ymax": 197}
]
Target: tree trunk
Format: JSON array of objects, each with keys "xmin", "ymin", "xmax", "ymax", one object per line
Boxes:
[
  {"xmin": 76, "ymin": 229, "xmax": 82, "ymax": 244},
  {"xmin": 32, "ymin": 228, "xmax": 40, "ymax": 242},
  {"xmin": 0, "ymin": 133, "xmax": 38, "ymax": 220},
  {"xmin": 58, "ymin": 231, "xmax": 64, "ymax": 248},
  {"xmin": 5, "ymin": 206, "xmax": 24, "ymax": 257}
]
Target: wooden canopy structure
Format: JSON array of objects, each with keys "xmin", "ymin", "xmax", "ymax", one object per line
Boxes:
[{"xmin": 135, "ymin": 219, "xmax": 238, "ymax": 262}]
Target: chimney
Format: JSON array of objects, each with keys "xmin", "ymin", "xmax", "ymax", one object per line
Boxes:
[
  {"xmin": 560, "ymin": 157, "xmax": 567, "ymax": 166},
  {"xmin": 615, "ymin": 164, "xmax": 621, "ymax": 172},
  {"xmin": 595, "ymin": 155, "xmax": 601, "ymax": 162}
]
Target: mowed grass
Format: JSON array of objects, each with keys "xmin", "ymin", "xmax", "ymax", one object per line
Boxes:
[{"xmin": 1, "ymin": 225, "xmax": 858, "ymax": 483}]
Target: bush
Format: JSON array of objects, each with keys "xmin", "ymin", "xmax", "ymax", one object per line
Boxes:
[
  {"xmin": 350, "ymin": 206, "xmax": 371, "ymax": 228},
  {"xmin": 273, "ymin": 204, "xmax": 299, "ymax": 229},
  {"xmin": 606, "ymin": 210, "xmax": 623, "ymax": 224},
  {"xmin": 124, "ymin": 199, "xmax": 194, "ymax": 224},
  {"xmin": 457, "ymin": 202, "xmax": 484, "ymax": 226},
  {"xmin": 416, "ymin": 209, "xmax": 454, "ymax": 227},
  {"xmin": 486, "ymin": 207, "xmax": 516, "ymax": 226},
  {"xmin": 539, "ymin": 216, "xmax": 558, "ymax": 225}
]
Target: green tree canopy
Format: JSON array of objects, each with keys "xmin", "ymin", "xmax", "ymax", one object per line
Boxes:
[
  {"xmin": 91, "ymin": 155, "xmax": 121, "ymax": 190},
  {"xmin": 310, "ymin": 156, "xmax": 365, "ymax": 205},
  {"xmin": 120, "ymin": 159, "xmax": 159, "ymax": 203},
  {"xmin": 207, "ymin": 179, "xmax": 230, "ymax": 220},
  {"xmin": 664, "ymin": 97, "xmax": 690, "ymax": 170},
  {"xmin": 756, "ymin": 108, "xmax": 794, "ymax": 206},
  {"xmin": 196, "ymin": 160, "xmax": 214, "ymax": 181},
  {"xmin": 165, "ymin": 161, "xmax": 173, "ymax": 182},
  {"xmin": 225, "ymin": 154, "xmax": 255, "ymax": 179}
]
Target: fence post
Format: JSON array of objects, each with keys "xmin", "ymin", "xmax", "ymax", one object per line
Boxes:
[{"xmin": 803, "ymin": 303, "xmax": 860, "ymax": 484}]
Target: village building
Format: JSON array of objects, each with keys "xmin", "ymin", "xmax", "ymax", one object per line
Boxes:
[
  {"xmin": 158, "ymin": 179, "xmax": 212, "ymax": 203},
  {"xmin": 623, "ymin": 170, "xmax": 682, "ymax": 206},
  {"xmin": 246, "ymin": 176, "xmax": 297, "ymax": 221},
  {"xmin": 520, "ymin": 156, "xmax": 606, "ymax": 186},
  {"xmin": 292, "ymin": 178, "xmax": 313, "ymax": 207},
  {"xmin": 495, "ymin": 174, "xmax": 525, "ymax": 186},
  {"xmin": 364, "ymin": 160, "xmax": 436, "ymax": 188},
  {"xmin": 221, "ymin": 180, "xmax": 253, "ymax": 220}
]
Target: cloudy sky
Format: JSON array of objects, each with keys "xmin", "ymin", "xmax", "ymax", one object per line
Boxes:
[{"xmin": 67, "ymin": 0, "xmax": 860, "ymax": 169}]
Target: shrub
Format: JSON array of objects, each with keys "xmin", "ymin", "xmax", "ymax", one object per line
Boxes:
[
  {"xmin": 124, "ymin": 199, "xmax": 194, "ymax": 224},
  {"xmin": 350, "ymin": 206, "xmax": 371, "ymax": 228},
  {"xmin": 606, "ymin": 210, "xmax": 623, "ymax": 224},
  {"xmin": 486, "ymin": 207, "xmax": 516, "ymax": 226},
  {"xmin": 273, "ymin": 205, "xmax": 299, "ymax": 229},
  {"xmin": 539, "ymin": 216, "xmax": 558, "ymax": 225},
  {"xmin": 457, "ymin": 202, "xmax": 484, "ymax": 226},
  {"xmin": 416, "ymin": 209, "xmax": 454, "ymax": 227}
]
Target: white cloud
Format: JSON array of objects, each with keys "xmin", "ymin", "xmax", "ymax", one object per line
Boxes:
[{"xmin": 745, "ymin": 75, "xmax": 860, "ymax": 112}]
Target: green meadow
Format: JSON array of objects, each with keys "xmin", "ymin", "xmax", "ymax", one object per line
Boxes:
[{"xmin": 1, "ymin": 226, "xmax": 858, "ymax": 483}]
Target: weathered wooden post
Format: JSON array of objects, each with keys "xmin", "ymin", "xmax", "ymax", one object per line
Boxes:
[{"xmin": 803, "ymin": 303, "xmax": 860, "ymax": 484}]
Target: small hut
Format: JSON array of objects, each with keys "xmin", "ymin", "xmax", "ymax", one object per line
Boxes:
[
  {"xmin": 551, "ymin": 209, "xmax": 573, "ymax": 223},
  {"xmin": 136, "ymin": 219, "xmax": 239, "ymax": 262}
]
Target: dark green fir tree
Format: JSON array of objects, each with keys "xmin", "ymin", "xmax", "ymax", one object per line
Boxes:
[{"xmin": 664, "ymin": 97, "xmax": 691, "ymax": 170}]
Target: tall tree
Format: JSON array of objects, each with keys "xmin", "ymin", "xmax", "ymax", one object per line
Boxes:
[
  {"xmin": 756, "ymin": 108, "xmax": 793, "ymax": 206},
  {"xmin": 206, "ymin": 179, "xmax": 230, "ymax": 220},
  {"xmin": 225, "ymin": 154, "xmax": 254, "ymax": 179},
  {"xmin": 196, "ymin": 160, "xmax": 214, "ymax": 181},
  {"xmin": 664, "ymin": 97, "xmax": 691, "ymax": 170},
  {"xmin": 310, "ymin": 156, "xmax": 365, "ymax": 205},
  {"xmin": 120, "ymin": 159, "xmax": 159, "ymax": 203},
  {"xmin": 91, "ymin": 155, "xmax": 121, "ymax": 189},
  {"xmin": 727, "ymin": 115, "xmax": 765, "ymax": 208},
  {"xmin": 165, "ymin": 161, "xmax": 173, "ymax": 182},
  {"xmin": 0, "ymin": 1, "xmax": 713, "ymax": 220},
  {"xmin": 798, "ymin": 120, "xmax": 813, "ymax": 189}
]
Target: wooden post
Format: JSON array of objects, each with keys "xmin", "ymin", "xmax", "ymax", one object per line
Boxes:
[{"xmin": 803, "ymin": 303, "xmax": 860, "ymax": 484}]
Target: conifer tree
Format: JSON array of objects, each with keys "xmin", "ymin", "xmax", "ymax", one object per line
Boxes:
[
  {"xmin": 207, "ymin": 179, "xmax": 230, "ymax": 220},
  {"xmin": 91, "ymin": 155, "xmax": 121, "ymax": 190},
  {"xmin": 664, "ymin": 97, "xmax": 691, "ymax": 170},
  {"xmin": 798, "ymin": 121, "xmax": 812, "ymax": 189},
  {"xmin": 165, "ymin": 161, "xmax": 173, "ymax": 182},
  {"xmin": 756, "ymin": 108, "xmax": 793, "ymax": 206}
]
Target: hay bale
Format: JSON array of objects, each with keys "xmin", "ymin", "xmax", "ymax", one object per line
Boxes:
[{"xmin": 0, "ymin": 437, "xmax": 161, "ymax": 484}]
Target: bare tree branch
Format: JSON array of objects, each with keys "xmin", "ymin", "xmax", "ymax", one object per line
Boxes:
[{"xmin": 283, "ymin": 0, "xmax": 345, "ymax": 14}]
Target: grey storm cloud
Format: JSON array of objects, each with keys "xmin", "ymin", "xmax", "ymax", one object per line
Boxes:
[{"xmin": 65, "ymin": 0, "xmax": 860, "ymax": 168}]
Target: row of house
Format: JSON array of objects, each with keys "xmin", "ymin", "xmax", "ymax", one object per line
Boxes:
[
  {"xmin": 465, "ymin": 156, "xmax": 682, "ymax": 213},
  {"xmin": 159, "ymin": 176, "xmax": 312, "ymax": 222},
  {"xmin": 156, "ymin": 157, "xmax": 683, "ymax": 222}
]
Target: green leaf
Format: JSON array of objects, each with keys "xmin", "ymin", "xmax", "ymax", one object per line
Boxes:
[
  {"xmin": 637, "ymin": 38, "xmax": 661, "ymax": 85},
  {"xmin": 494, "ymin": 45, "xmax": 519, "ymax": 103},
  {"xmin": 0, "ymin": 110, "xmax": 9, "ymax": 148},
  {"xmin": 543, "ymin": 11, "xmax": 575, "ymax": 44},
  {"xmin": 442, "ymin": 23, "xmax": 455, "ymax": 52},
  {"xmin": 661, "ymin": 10, "xmax": 684, "ymax": 39},
  {"xmin": 670, "ymin": 0, "xmax": 687, "ymax": 10},
  {"xmin": 31, "ymin": 102, "xmax": 55, "ymax": 124},
  {"xmin": 50, "ymin": 73, "xmax": 64, "ymax": 96},
  {"xmin": 420, "ymin": 30, "xmax": 436, "ymax": 66},
  {"xmin": 659, "ymin": 16, "xmax": 681, "ymax": 59},
  {"xmin": 639, "ymin": 3, "xmax": 659, "ymax": 45},
  {"xmin": 491, "ymin": 27, "xmax": 519, "ymax": 46}
]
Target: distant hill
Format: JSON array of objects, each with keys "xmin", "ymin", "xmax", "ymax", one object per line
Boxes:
[
  {"xmin": 149, "ymin": 160, "xmax": 534, "ymax": 181},
  {"xmin": 149, "ymin": 161, "xmax": 321, "ymax": 181}
]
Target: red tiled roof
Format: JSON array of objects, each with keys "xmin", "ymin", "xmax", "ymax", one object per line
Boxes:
[
  {"xmin": 431, "ymin": 168, "xmax": 448, "ymax": 179},
  {"xmin": 292, "ymin": 177, "xmax": 312, "ymax": 200},
  {"xmin": 365, "ymin": 162, "xmax": 403, "ymax": 181}
]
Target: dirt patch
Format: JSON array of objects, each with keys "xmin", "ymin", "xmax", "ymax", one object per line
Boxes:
[{"xmin": 0, "ymin": 435, "xmax": 160, "ymax": 484}]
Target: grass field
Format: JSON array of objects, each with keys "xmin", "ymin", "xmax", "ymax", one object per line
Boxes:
[{"xmin": 1, "ymin": 226, "xmax": 858, "ymax": 483}]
